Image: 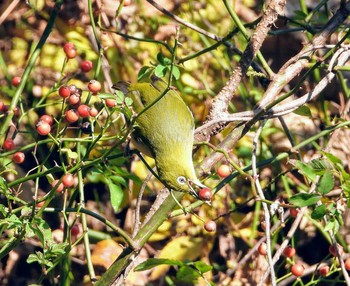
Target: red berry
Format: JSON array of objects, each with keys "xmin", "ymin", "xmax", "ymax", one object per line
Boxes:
[
  {"xmin": 59, "ymin": 85, "xmax": 71, "ymax": 98},
  {"xmin": 63, "ymin": 42, "xmax": 77, "ymax": 59},
  {"xmin": 258, "ymin": 243, "xmax": 267, "ymax": 256},
  {"xmin": 290, "ymin": 208, "xmax": 299, "ymax": 218},
  {"xmin": 77, "ymin": 104, "xmax": 90, "ymax": 117},
  {"xmin": 63, "ymin": 42, "xmax": 75, "ymax": 52},
  {"xmin": 36, "ymin": 121, "xmax": 51, "ymax": 136},
  {"xmin": 70, "ymin": 224, "xmax": 80, "ymax": 236},
  {"xmin": 36, "ymin": 200, "xmax": 45, "ymax": 208},
  {"xmin": 123, "ymin": 0, "xmax": 131, "ymax": 6},
  {"xmin": 12, "ymin": 76, "xmax": 21, "ymax": 87},
  {"xmin": 3, "ymin": 138, "xmax": 15, "ymax": 151},
  {"xmin": 69, "ymin": 94, "xmax": 81, "ymax": 105},
  {"xmin": 13, "ymin": 152, "xmax": 25, "ymax": 164},
  {"xmin": 319, "ymin": 265, "xmax": 329, "ymax": 276},
  {"xmin": 283, "ymin": 246, "xmax": 296, "ymax": 258},
  {"xmin": 198, "ymin": 188, "xmax": 212, "ymax": 201},
  {"xmin": 0, "ymin": 100, "xmax": 4, "ymax": 112},
  {"xmin": 65, "ymin": 109, "xmax": 79, "ymax": 123},
  {"xmin": 204, "ymin": 220, "xmax": 216, "ymax": 232},
  {"xmin": 291, "ymin": 264, "xmax": 304, "ymax": 277},
  {"xmin": 105, "ymin": 98, "xmax": 116, "ymax": 107},
  {"xmin": 62, "ymin": 173, "xmax": 74, "ymax": 188},
  {"xmin": 329, "ymin": 243, "xmax": 344, "ymax": 257},
  {"xmin": 52, "ymin": 179, "xmax": 64, "ymax": 193},
  {"xmin": 345, "ymin": 258, "xmax": 350, "ymax": 271},
  {"xmin": 40, "ymin": 114, "xmax": 54, "ymax": 126},
  {"xmin": 88, "ymin": 80, "xmax": 101, "ymax": 93},
  {"xmin": 80, "ymin": 60, "xmax": 93, "ymax": 72},
  {"xmin": 89, "ymin": 107, "xmax": 98, "ymax": 117},
  {"xmin": 217, "ymin": 164, "xmax": 231, "ymax": 178}
]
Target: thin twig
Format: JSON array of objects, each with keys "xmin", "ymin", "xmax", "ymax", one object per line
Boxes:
[{"xmin": 252, "ymin": 121, "xmax": 276, "ymax": 286}]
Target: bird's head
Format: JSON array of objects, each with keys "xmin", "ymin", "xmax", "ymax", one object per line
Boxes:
[{"xmin": 156, "ymin": 158, "xmax": 207, "ymax": 195}]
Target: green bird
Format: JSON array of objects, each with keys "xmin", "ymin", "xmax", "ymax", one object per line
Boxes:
[{"xmin": 112, "ymin": 76, "xmax": 206, "ymax": 195}]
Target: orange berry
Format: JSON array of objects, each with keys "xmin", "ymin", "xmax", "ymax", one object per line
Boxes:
[
  {"xmin": 319, "ymin": 265, "xmax": 329, "ymax": 276},
  {"xmin": 13, "ymin": 152, "xmax": 25, "ymax": 164},
  {"xmin": 345, "ymin": 258, "xmax": 350, "ymax": 271},
  {"xmin": 51, "ymin": 179, "xmax": 64, "ymax": 193},
  {"xmin": 291, "ymin": 264, "xmax": 304, "ymax": 277},
  {"xmin": 217, "ymin": 164, "xmax": 231, "ymax": 178},
  {"xmin": 283, "ymin": 246, "xmax": 296, "ymax": 258},
  {"xmin": 258, "ymin": 243, "xmax": 267, "ymax": 256},
  {"xmin": 62, "ymin": 173, "xmax": 74, "ymax": 188}
]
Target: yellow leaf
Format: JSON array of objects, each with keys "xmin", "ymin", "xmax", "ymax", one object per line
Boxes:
[
  {"xmin": 91, "ymin": 239, "xmax": 123, "ymax": 270},
  {"xmin": 150, "ymin": 236, "xmax": 203, "ymax": 280}
]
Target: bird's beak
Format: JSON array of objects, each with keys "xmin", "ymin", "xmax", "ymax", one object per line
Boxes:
[
  {"xmin": 189, "ymin": 179, "xmax": 207, "ymax": 189},
  {"xmin": 187, "ymin": 179, "xmax": 208, "ymax": 196}
]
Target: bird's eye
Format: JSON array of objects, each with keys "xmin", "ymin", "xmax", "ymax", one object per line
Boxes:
[{"xmin": 177, "ymin": 176, "xmax": 187, "ymax": 185}]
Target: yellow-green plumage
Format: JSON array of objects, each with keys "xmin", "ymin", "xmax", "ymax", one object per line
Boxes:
[{"xmin": 113, "ymin": 76, "xmax": 204, "ymax": 193}]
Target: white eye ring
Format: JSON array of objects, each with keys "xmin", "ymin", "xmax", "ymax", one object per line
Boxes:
[{"xmin": 177, "ymin": 176, "xmax": 187, "ymax": 185}]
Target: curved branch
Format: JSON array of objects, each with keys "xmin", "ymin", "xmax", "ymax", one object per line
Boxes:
[{"xmin": 195, "ymin": 48, "xmax": 350, "ymax": 137}]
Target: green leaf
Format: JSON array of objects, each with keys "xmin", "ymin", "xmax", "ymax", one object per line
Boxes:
[
  {"xmin": 311, "ymin": 204, "xmax": 327, "ymax": 219},
  {"xmin": 289, "ymin": 160, "xmax": 316, "ymax": 181},
  {"xmin": 308, "ymin": 158, "xmax": 333, "ymax": 174},
  {"xmin": 137, "ymin": 66, "xmax": 152, "ymax": 81},
  {"xmin": 27, "ymin": 253, "xmax": 40, "ymax": 264},
  {"xmin": 135, "ymin": 258, "xmax": 184, "ymax": 271},
  {"xmin": 156, "ymin": 52, "xmax": 165, "ymax": 64},
  {"xmin": 107, "ymin": 179, "xmax": 124, "ymax": 212},
  {"xmin": 110, "ymin": 175, "xmax": 127, "ymax": 187},
  {"xmin": 172, "ymin": 66, "xmax": 180, "ymax": 80},
  {"xmin": 0, "ymin": 204, "xmax": 8, "ymax": 216},
  {"xmin": 125, "ymin": 97, "xmax": 133, "ymax": 107},
  {"xmin": 289, "ymin": 193, "xmax": 321, "ymax": 207},
  {"xmin": 324, "ymin": 218, "xmax": 339, "ymax": 234},
  {"xmin": 192, "ymin": 261, "xmax": 212, "ymax": 273},
  {"xmin": 176, "ymin": 265, "xmax": 201, "ymax": 283},
  {"xmin": 289, "ymin": 159, "xmax": 334, "ymax": 182},
  {"xmin": 321, "ymin": 152, "xmax": 342, "ymax": 165},
  {"xmin": 293, "ymin": 105, "xmax": 312, "ymax": 117},
  {"xmin": 318, "ymin": 172, "xmax": 334, "ymax": 195},
  {"xmin": 154, "ymin": 65, "xmax": 167, "ymax": 78}
]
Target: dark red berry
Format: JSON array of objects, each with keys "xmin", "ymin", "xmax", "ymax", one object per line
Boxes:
[
  {"xmin": 12, "ymin": 76, "xmax": 21, "ymax": 87},
  {"xmin": 59, "ymin": 86, "xmax": 71, "ymax": 98},
  {"xmin": 80, "ymin": 60, "xmax": 93, "ymax": 72},
  {"xmin": 3, "ymin": 138, "xmax": 15, "ymax": 151},
  {"xmin": 77, "ymin": 104, "xmax": 90, "ymax": 117},
  {"xmin": 283, "ymin": 246, "xmax": 296, "ymax": 258},
  {"xmin": 198, "ymin": 188, "xmax": 212, "ymax": 201}
]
